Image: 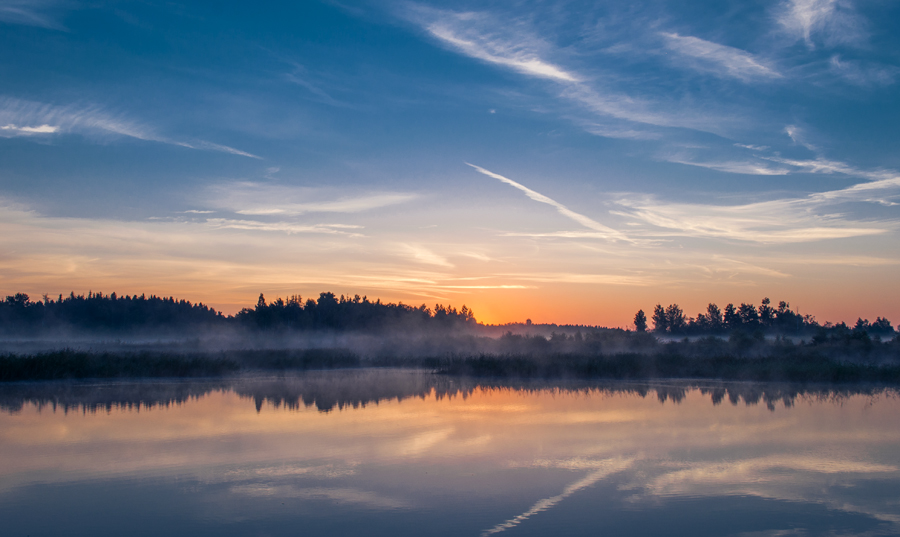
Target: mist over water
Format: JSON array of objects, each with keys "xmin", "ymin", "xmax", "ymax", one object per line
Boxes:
[
  {"xmin": 2, "ymin": 370, "xmax": 899, "ymax": 536},
  {"xmin": 3, "ymin": 292, "xmax": 898, "ymax": 389}
]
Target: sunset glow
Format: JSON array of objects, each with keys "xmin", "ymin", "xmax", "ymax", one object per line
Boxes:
[{"xmin": 1, "ymin": 1, "xmax": 899, "ymax": 325}]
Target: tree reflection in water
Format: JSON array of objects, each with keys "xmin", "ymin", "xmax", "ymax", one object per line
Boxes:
[{"xmin": 1, "ymin": 370, "xmax": 899, "ymax": 537}]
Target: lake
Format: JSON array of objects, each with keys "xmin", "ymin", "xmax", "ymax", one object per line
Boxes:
[{"xmin": 1, "ymin": 369, "xmax": 899, "ymax": 536}]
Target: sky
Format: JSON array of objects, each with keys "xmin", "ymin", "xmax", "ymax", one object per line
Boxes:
[{"xmin": 1, "ymin": 0, "xmax": 899, "ymax": 326}]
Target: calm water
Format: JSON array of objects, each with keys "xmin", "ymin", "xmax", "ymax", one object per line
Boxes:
[{"xmin": 1, "ymin": 370, "xmax": 899, "ymax": 536}]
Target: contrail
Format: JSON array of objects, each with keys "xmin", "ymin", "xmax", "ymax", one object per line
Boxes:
[
  {"xmin": 481, "ymin": 458, "xmax": 634, "ymax": 535},
  {"xmin": 467, "ymin": 163, "xmax": 627, "ymax": 241}
]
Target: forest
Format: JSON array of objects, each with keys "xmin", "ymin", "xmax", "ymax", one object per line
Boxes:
[
  {"xmin": 635, "ymin": 298, "xmax": 896, "ymax": 338},
  {"xmin": 0, "ymin": 291, "xmax": 896, "ymax": 338},
  {"xmin": 0, "ymin": 291, "xmax": 476, "ymax": 334},
  {"xmin": 1, "ymin": 290, "xmax": 899, "ymax": 384}
]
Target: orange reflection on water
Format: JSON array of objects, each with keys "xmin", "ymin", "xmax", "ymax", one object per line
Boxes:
[
  {"xmin": 2, "ymin": 373, "xmax": 900, "ymax": 536},
  {"xmin": 1, "ymin": 377, "xmax": 898, "ymax": 485}
]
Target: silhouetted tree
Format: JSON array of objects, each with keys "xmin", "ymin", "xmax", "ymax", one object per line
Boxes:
[
  {"xmin": 871, "ymin": 317, "xmax": 894, "ymax": 335},
  {"xmin": 738, "ymin": 303, "xmax": 759, "ymax": 327},
  {"xmin": 758, "ymin": 297, "xmax": 774, "ymax": 327},
  {"xmin": 231, "ymin": 290, "xmax": 477, "ymax": 332},
  {"xmin": 652, "ymin": 304, "xmax": 667, "ymax": 333},
  {"xmin": 665, "ymin": 304, "xmax": 686, "ymax": 333},
  {"xmin": 774, "ymin": 300, "xmax": 802, "ymax": 332},
  {"xmin": 723, "ymin": 303, "xmax": 741, "ymax": 330},
  {"xmin": 6, "ymin": 293, "xmax": 29, "ymax": 307},
  {"xmin": 634, "ymin": 310, "xmax": 647, "ymax": 332},
  {"xmin": 0, "ymin": 290, "xmax": 892, "ymax": 340},
  {"xmin": 0, "ymin": 291, "xmax": 223, "ymax": 333},
  {"xmin": 706, "ymin": 303, "xmax": 723, "ymax": 332},
  {"xmin": 694, "ymin": 312, "xmax": 709, "ymax": 332}
]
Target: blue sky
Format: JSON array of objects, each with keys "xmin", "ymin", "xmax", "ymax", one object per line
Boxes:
[{"xmin": 1, "ymin": 0, "xmax": 899, "ymax": 324}]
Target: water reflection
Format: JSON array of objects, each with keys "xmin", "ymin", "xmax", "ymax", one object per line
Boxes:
[
  {"xmin": 1, "ymin": 370, "xmax": 898, "ymax": 536},
  {"xmin": 1, "ymin": 369, "xmax": 892, "ymax": 414}
]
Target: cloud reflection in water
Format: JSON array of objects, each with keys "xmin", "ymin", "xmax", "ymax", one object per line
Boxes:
[{"xmin": 0, "ymin": 371, "xmax": 899, "ymax": 536}]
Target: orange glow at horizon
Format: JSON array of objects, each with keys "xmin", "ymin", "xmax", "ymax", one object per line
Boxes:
[
  {"xmin": 5, "ymin": 275, "xmax": 900, "ymax": 329},
  {"xmin": 1, "ymin": 195, "xmax": 898, "ymax": 328}
]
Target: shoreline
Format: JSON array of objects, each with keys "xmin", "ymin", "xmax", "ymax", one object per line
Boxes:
[{"xmin": 2, "ymin": 348, "xmax": 900, "ymax": 385}]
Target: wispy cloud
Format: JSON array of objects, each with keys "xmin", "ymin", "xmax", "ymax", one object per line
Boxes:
[
  {"xmin": 0, "ymin": 0, "xmax": 66, "ymax": 30},
  {"xmin": 775, "ymin": 0, "xmax": 867, "ymax": 48},
  {"xmin": 640, "ymin": 144, "xmax": 900, "ymax": 241},
  {"xmin": 829, "ymin": 55, "xmax": 897, "ymax": 87},
  {"xmin": 408, "ymin": 8, "xmax": 577, "ymax": 82},
  {"xmin": 501, "ymin": 230, "xmax": 627, "ymax": 240},
  {"xmin": 286, "ymin": 72, "xmax": 344, "ymax": 106},
  {"xmin": 224, "ymin": 462, "xmax": 358, "ymax": 480},
  {"xmin": 577, "ymin": 120, "xmax": 660, "ymax": 140},
  {"xmin": 561, "ymin": 86, "xmax": 694, "ymax": 132},
  {"xmin": 229, "ymin": 484, "xmax": 407, "ymax": 510},
  {"xmin": 0, "ymin": 123, "xmax": 58, "ymax": 135},
  {"xmin": 206, "ymin": 182, "xmax": 417, "ymax": 215},
  {"xmin": 783, "ymin": 124, "xmax": 818, "ymax": 151},
  {"xmin": 437, "ymin": 284, "xmax": 530, "ymax": 290},
  {"xmin": 398, "ymin": 1, "xmax": 891, "ymax": 150},
  {"xmin": 470, "ymin": 158, "xmax": 897, "ymax": 245},
  {"xmin": 503, "ymin": 272, "xmax": 652, "ymax": 286},
  {"xmin": 770, "ymin": 127, "xmax": 900, "ymax": 205},
  {"xmin": 665, "ymin": 156, "xmax": 791, "ymax": 176},
  {"xmin": 204, "ymin": 218, "xmax": 364, "ymax": 236},
  {"xmin": 734, "ymin": 143, "xmax": 770, "ymax": 151},
  {"xmin": 762, "ymin": 142, "xmax": 899, "ymax": 188},
  {"xmin": 181, "ymin": 140, "xmax": 260, "ymax": 159},
  {"xmin": 467, "ymin": 163, "xmax": 627, "ymax": 241},
  {"xmin": 706, "ymin": 257, "xmax": 792, "ymax": 278},
  {"xmin": 808, "ymin": 174, "xmax": 900, "ymax": 205},
  {"xmin": 282, "ymin": 61, "xmax": 352, "ymax": 107},
  {"xmin": 0, "ymin": 96, "xmax": 260, "ymax": 158},
  {"xmin": 401, "ymin": 243, "xmax": 453, "ymax": 268},
  {"xmin": 765, "ymin": 155, "xmax": 867, "ymax": 176},
  {"xmin": 615, "ymin": 193, "xmax": 890, "ymax": 243},
  {"xmin": 660, "ymin": 33, "xmax": 781, "ymax": 81},
  {"xmin": 647, "ymin": 455, "xmax": 898, "ymax": 498},
  {"xmin": 400, "ymin": 6, "xmax": 742, "ymax": 139},
  {"xmin": 0, "ymin": 96, "xmax": 155, "ymax": 140},
  {"xmin": 772, "ymin": 254, "xmax": 899, "ymax": 267}
]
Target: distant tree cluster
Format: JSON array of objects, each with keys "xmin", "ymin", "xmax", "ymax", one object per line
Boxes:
[
  {"xmin": 0, "ymin": 292, "xmax": 222, "ymax": 333},
  {"xmin": 0, "ymin": 291, "xmax": 477, "ymax": 334},
  {"xmin": 634, "ymin": 298, "xmax": 895, "ymax": 337},
  {"xmin": 235, "ymin": 292, "xmax": 476, "ymax": 332},
  {"xmin": 1, "ymin": 290, "xmax": 894, "ymax": 340}
]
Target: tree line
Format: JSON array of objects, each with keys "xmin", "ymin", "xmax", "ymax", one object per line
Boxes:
[
  {"xmin": 0, "ymin": 291, "xmax": 476, "ymax": 333},
  {"xmin": 633, "ymin": 298, "xmax": 895, "ymax": 337},
  {"xmin": 0, "ymin": 291, "xmax": 223, "ymax": 331},
  {"xmin": 2, "ymin": 290, "xmax": 895, "ymax": 338},
  {"xmin": 235, "ymin": 292, "xmax": 476, "ymax": 331}
]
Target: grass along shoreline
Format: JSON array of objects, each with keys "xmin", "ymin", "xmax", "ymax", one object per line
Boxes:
[{"xmin": 1, "ymin": 346, "xmax": 899, "ymax": 384}]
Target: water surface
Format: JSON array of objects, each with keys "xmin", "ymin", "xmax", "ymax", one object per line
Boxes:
[{"xmin": 1, "ymin": 370, "xmax": 899, "ymax": 536}]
